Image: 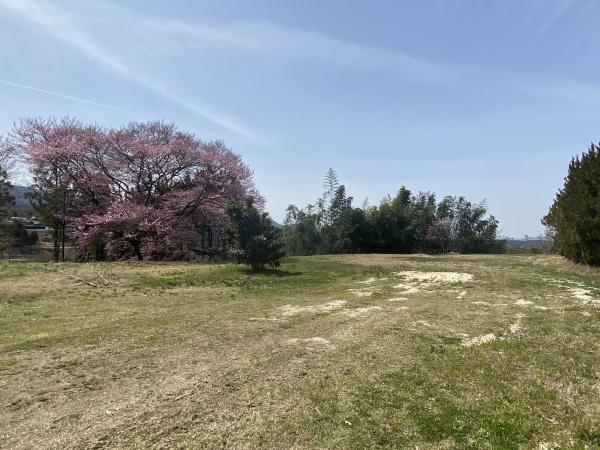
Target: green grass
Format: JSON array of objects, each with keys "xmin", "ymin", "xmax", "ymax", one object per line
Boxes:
[{"xmin": 0, "ymin": 254, "xmax": 598, "ymax": 449}]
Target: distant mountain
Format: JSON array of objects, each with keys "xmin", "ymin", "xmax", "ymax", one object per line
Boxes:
[
  {"xmin": 271, "ymin": 219, "xmax": 283, "ymax": 229},
  {"xmin": 505, "ymin": 239, "xmax": 549, "ymax": 249},
  {"xmin": 10, "ymin": 185, "xmax": 31, "ymax": 205},
  {"xmin": 9, "ymin": 185, "xmax": 36, "ymax": 216}
]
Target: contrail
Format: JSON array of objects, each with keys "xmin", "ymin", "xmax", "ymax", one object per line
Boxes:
[
  {"xmin": 0, "ymin": 0, "xmax": 264, "ymax": 142},
  {"xmin": 0, "ymin": 78, "xmax": 156, "ymax": 119}
]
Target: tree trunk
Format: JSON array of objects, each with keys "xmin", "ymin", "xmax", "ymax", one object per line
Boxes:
[
  {"xmin": 132, "ymin": 241, "xmax": 143, "ymax": 261},
  {"xmin": 53, "ymin": 227, "xmax": 60, "ymax": 262},
  {"xmin": 61, "ymin": 190, "xmax": 67, "ymax": 262},
  {"xmin": 60, "ymin": 223, "xmax": 66, "ymax": 262}
]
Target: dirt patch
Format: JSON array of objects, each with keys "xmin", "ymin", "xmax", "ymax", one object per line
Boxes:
[
  {"xmin": 538, "ymin": 443, "xmax": 559, "ymax": 450},
  {"xmin": 515, "ymin": 299, "xmax": 534, "ymax": 306},
  {"xmin": 279, "ymin": 300, "xmax": 347, "ymax": 317},
  {"xmin": 356, "ymin": 277, "xmax": 388, "ymax": 284},
  {"xmin": 509, "ymin": 322, "xmax": 522, "ymax": 333},
  {"xmin": 509, "ymin": 314, "xmax": 525, "ymax": 334},
  {"xmin": 461, "ymin": 333, "xmax": 496, "ymax": 348},
  {"xmin": 343, "ymin": 306, "xmax": 382, "ymax": 318},
  {"xmin": 393, "ymin": 271, "xmax": 473, "ymax": 296},
  {"xmin": 569, "ymin": 287, "xmax": 593, "ymax": 302},
  {"xmin": 395, "ymin": 271, "xmax": 474, "ymax": 283},
  {"xmin": 545, "ymin": 278, "xmax": 597, "ymax": 304},
  {"xmin": 387, "ymin": 297, "xmax": 408, "ymax": 302},
  {"xmin": 348, "ymin": 288, "xmax": 375, "ymax": 297},
  {"xmin": 393, "ymin": 283, "xmax": 421, "ymax": 294},
  {"xmin": 287, "ymin": 337, "xmax": 334, "ymax": 349}
]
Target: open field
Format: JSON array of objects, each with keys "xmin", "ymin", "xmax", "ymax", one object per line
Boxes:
[{"xmin": 0, "ymin": 255, "xmax": 599, "ymax": 449}]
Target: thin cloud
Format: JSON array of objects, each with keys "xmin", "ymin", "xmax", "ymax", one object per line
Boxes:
[
  {"xmin": 0, "ymin": 78, "xmax": 156, "ymax": 119},
  {"xmin": 144, "ymin": 18, "xmax": 453, "ymax": 83},
  {"xmin": 131, "ymin": 3, "xmax": 600, "ymax": 116},
  {"xmin": 527, "ymin": 79, "xmax": 600, "ymax": 104},
  {"xmin": 0, "ymin": 0, "xmax": 262, "ymax": 142},
  {"xmin": 536, "ymin": 0, "xmax": 578, "ymax": 34},
  {"xmin": 1, "ymin": 0, "xmax": 131, "ymax": 76}
]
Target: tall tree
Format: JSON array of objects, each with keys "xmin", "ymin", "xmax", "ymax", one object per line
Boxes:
[
  {"xmin": 412, "ymin": 191, "xmax": 437, "ymax": 252},
  {"xmin": 320, "ymin": 168, "xmax": 339, "ymax": 226},
  {"xmin": 322, "ymin": 185, "xmax": 354, "ymax": 253},
  {"xmin": 371, "ymin": 188, "xmax": 414, "ymax": 253},
  {"xmin": 0, "ymin": 137, "xmax": 15, "ymax": 253},
  {"xmin": 227, "ymin": 197, "xmax": 286, "ymax": 270},
  {"xmin": 0, "ymin": 137, "xmax": 13, "ymax": 216},
  {"xmin": 0, "ymin": 168, "xmax": 11, "ymax": 217},
  {"xmin": 543, "ymin": 143, "xmax": 600, "ymax": 265}
]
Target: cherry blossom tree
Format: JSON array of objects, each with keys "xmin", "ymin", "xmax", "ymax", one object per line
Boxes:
[
  {"xmin": 13, "ymin": 118, "xmax": 259, "ymax": 260},
  {"xmin": 425, "ymin": 217, "xmax": 452, "ymax": 253}
]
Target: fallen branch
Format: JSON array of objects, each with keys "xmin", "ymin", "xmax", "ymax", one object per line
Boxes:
[
  {"xmin": 56, "ymin": 268, "xmax": 98, "ymax": 287},
  {"xmin": 90, "ymin": 264, "xmax": 110, "ymax": 285}
]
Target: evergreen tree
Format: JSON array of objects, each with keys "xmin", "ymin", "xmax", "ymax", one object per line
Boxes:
[
  {"xmin": 0, "ymin": 136, "xmax": 14, "ymax": 221},
  {"xmin": 227, "ymin": 197, "xmax": 286, "ymax": 270},
  {"xmin": 26, "ymin": 166, "xmax": 71, "ymax": 261},
  {"xmin": 322, "ymin": 185, "xmax": 354, "ymax": 253},
  {"xmin": 0, "ymin": 137, "xmax": 16, "ymax": 253},
  {"xmin": 0, "ymin": 168, "xmax": 14, "ymax": 253},
  {"xmin": 347, "ymin": 207, "xmax": 372, "ymax": 252},
  {"xmin": 320, "ymin": 168, "xmax": 339, "ymax": 226},
  {"xmin": 0, "ymin": 169, "xmax": 11, "ymax": 217},
  {"xmin": 543, "ymin": 143, "xmax": 600, "ymax": 265}
]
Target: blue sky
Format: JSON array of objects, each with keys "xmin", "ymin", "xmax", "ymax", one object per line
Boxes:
[{"xmin": 1, "ymin": 0, "xmax": 599, "ymax": 237}]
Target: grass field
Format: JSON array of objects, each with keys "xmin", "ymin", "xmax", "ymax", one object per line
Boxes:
[{"xmin": 0, "ymin": 254, "xmax": 599, "ymax": 449}]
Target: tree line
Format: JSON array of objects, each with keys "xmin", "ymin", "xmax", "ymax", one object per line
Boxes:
[
  {"xmin": 3, "ymin": 116, "xmax": 598, "ymax": 267},
  {"xmin": 283, "ymin": 168, "xmax": 504, "ymax": 255},
  {"xmin": 1, "ymin": 117, "xmax": 509, "ymax": 267}
]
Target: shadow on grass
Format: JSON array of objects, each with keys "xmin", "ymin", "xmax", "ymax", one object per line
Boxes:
[{"xmin": 240, "ymin": 268, "xmax": 303, "ymax": 277}]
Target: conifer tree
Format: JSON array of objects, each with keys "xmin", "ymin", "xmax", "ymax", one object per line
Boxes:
[
  {"xmin": 543, "ymin": 143, "xmax": 600, "ymax": 265},
  {"xmin": 227, "ymin": 197, "xmax": 286, "ymax": 270},
  {"xmin": 0, "ymin": 138, "xmax": 16, "ymax": 253}
]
